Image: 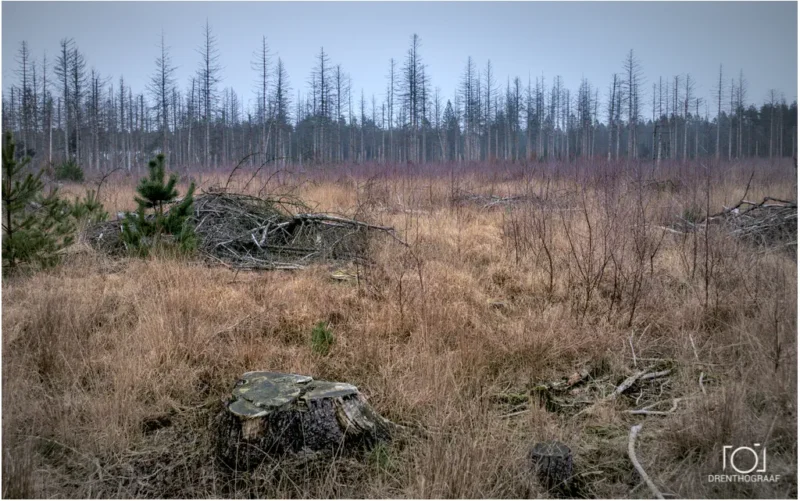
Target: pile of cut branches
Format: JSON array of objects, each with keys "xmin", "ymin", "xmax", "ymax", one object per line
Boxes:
[
  {"xmin": 709, "ymin": 196, "xmax": 797, "ymax": 249},
  {"xmin": 451, "ymin": 189, "xmax": 540, "ymax": 209},
  {"xmin": 84, "ymin": 191, "xmax": 402, "ymax": 270},
  {"xmin": 665, "ymin": 174, "xmax": 797, "ymax": 253}
]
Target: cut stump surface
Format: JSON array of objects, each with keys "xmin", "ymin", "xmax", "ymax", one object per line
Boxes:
[
  {"xmin": 216, "ymin": 371, "xmax": 393, "ymax": 469},
  {"xmin": 530, "ymin": 440, "xmax": 574, "ymax": 491}
]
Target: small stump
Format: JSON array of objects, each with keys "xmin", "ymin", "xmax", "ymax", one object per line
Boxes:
[
  {"xmin": 216, "ymin": 372, "xmax": 393, "ymax": 469},
  {"xmin": 530, "ymin": 441, "xmax": 573, "ymax": 492}
]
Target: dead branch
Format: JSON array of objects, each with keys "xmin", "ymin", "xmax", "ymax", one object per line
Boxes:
[
  {"xmin": 638, "ymin": 369, "xmax": 672, "ymax": 382},
  {"xmin": 625, "ymin": 398, "xmax": 682, "ymax": 416},
  {"xmin": 628, "ymin": 424, "xmax": 665, "ymax": 499},
  {"xmin": 613, "ymin": 368, "xmax": 669, "ymax": 398}
]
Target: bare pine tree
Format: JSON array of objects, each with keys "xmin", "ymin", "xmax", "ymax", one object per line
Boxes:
[
  {"xmin": 386, "ymin": 58, "xmax": 395, "ymax": 162},
  {"xmin": 737, "ymin": 71, "xmax": 747, "ymax": 158},
  {"xmin": 15, "ymin": 41, "xmax": 31, "ymax": 155},
  {"xmin": 460, "ymin": 57, "xmax": 477, "ymax": 161},
  {"xmin": 252, "ymin": 36, "xmax": 270, "ymax": 161},
  {"xmin": 71, "ymin": 45, "xmax": 87, "ymax": 165},
  {"xmin": 196, "ymin": 20, "xmax": 221, "ymax": 168},
  {"xmin": 54, "ymin": 38, "xmax": 73, "ymax": 161},
  {"xmin": 768, "ymin": 89, "xmax": 776, "ymax": 158},
  {"xmin": 607, "ymin": 74, "xmax": 617, "ymax": 162},
  {"xmin": 683, "ymin": 74, "xmax": 694, "ymax": 161},
  {"xmin": 119, "ymin": 76, "xmax": 127, "ymax": 170},
  {"xmin": 402, "ymin": 34, "xmax": 422, "ymax": 163},
  {"xmin": 484, "ymin": 60, "xmax": 495, "ymax": 161},
  {"xmin": 148, "ymin": 30, "xmax": 176, "ymax": 163},
  {"xmin": 715, "ymin": 65, "xmax": 723, "ymax": 160},
  {"xmin": 272, "ymin": 58, "xmax": 291, "ymax": 165},
  {"xmin": 623, "ymin": 50, "xmax": 643, "ymax": 158},
  {"xmin": 42, "ymin": 52, "xmax": 52, "ymax": 165},
  {"xmin": 728, "ymin": 78, "xmax": 736, "ymax": 160}
]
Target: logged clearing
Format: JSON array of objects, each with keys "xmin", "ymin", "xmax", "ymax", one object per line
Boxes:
[{"xmin": 2, "ymin": 159, "xmax": 797, "ymax": 498}]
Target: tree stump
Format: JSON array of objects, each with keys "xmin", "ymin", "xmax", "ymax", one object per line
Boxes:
[
  {"xmin": 215, "ymin": 371, "xmax": 394, "ymax": 469},
  {"xmin": 529, "ymin": 441, "xmax": 573, "ymax": 491}
]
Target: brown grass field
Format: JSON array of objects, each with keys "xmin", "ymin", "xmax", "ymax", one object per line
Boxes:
[{"xmin": 2, "ymin": 159, "xmax": 797, "ymax": 498}]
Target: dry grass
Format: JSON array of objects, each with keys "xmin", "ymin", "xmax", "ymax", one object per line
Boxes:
[{"xmin": 3, "ymin": 158, "xmax": 797, "ymax": 498}]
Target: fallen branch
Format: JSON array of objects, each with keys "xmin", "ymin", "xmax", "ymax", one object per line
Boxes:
[
  {"xmin": 625, "ymin": 398, "xmax": 682, "ymax": 416},
  {"xmin": 628, "ymin": 424, "xmax": 665, "ymax": 499},
  {"xmin": 613, "ymin": 368, "xmax": 670, "ymax": 398},
  {"xmin": 638, "ymin": 369, "xmax": 672, "ymax": 382},
  {"xmin": 295, "ymin": 213, "xmax": 394, "ymax": 231},
  {"xmin": 573, "ymin": 366, "xmax": 673, "ymax": 419},
  {"xmin": 500, "ymin": 408, "xmax": 531, "ymax": 419},
  {"xmin": 613, "ymin": 370, "xmax": 648, "ymax": 397},
  {"xmin": 213, "ymin": 314, "xmax": 252, "ymax": 337},
  {"xmin": 629, "ymin": 334, "xmax": 638, "ymax": 367}
]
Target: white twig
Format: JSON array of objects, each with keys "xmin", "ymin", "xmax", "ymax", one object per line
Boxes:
[
  {"xmin": 654, "ymin": 225, "xmax": 686, "ymax": 235},
  {"xmin": 629, "ymin": 334, "xmax": 638, "ymax": 367},
  {"xmin": 626, "ymin": 398, "xmax": 682, "ymax": 416},
  {"xmin": 698, "ymin": 372, "xmax": 706, "ymax": 394},
  {"xmin": 639, "ymin": 369, "xmax": 672, "ymax": 381},
  {"xmin": 613, "ymin": 369, "xmax": 671, "ymax": 397},
  {"xmin": 576, "ymin": 365, "xmax": 673, "ymax": 418},
  {"xmin": 499, "ymin": 409, "xmax": 531, "ymax": 419},
  {"xmin": 688, "ymin": 334, "xmax": 700, "ymax": 361},
  {"xmin": 613, "ymin": 370, "xmax": 647, "ymax": 397},
  {"xmin": 628, "ymin": 424, "xmax": 665, "ymax": 499}
]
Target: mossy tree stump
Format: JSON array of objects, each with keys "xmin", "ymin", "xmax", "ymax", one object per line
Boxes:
[
  {"xmin": 529, "ymin": 441, "xmax": 574, "ymax": 492},
  {"xmin": 216, "ymin": 372, "xmax": 394, "ymax": 469}
]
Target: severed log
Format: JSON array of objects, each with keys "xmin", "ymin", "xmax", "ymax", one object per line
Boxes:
[
  {"xmin": 529, "ymin": 441, "xmax": 574, "ymax": 492},
  {"xmin": 215, "ymin": 372, "xmax": 395, "ymax": 469}
]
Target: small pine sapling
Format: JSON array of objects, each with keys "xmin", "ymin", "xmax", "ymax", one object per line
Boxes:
[
  {"xmin": 122, "ymin": 153, "xmax": 196, "ymax": 255},
  {"xmin": 1, "ymin": 132, "xmax": 74, "ymax": 274},
  {"xmin": 70, "ymin": 189, "xmax": 108, "ymax": 225},
  {"xmin": 311, "ymin": 321, "xmax": 335, "ymax": 355}
]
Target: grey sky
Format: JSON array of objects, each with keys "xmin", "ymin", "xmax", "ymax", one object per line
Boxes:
[{"xmin": 2, "ymin": 1, "xmax": 797, "ymax": 118}]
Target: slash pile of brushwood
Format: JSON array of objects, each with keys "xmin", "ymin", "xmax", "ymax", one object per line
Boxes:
[
  {"xmin": 84, "ymin": 191, "xmax": 403, "ymax": 270},
  {"xmin": 666, "ymin": 174, "xmax": 797, "ymax": 253},
  {"xmin": 707, "ymin": 196, "xmax": 797, "ymax": 249},
  {"xmin": 451, "ymin": 189, "xmax": 540, "ymax": 209}
]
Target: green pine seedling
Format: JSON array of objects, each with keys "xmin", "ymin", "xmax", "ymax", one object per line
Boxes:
[
  {"xmin": 311, "ymin": 321, "xmax": 335, "ymax": 355},
  {"xmin": 2, "ymin": 132, "xmax": 75, "ymax": 274},
  {"xmin": 122, "ymin": 154, "xmax": 195, "ymax": 256}
]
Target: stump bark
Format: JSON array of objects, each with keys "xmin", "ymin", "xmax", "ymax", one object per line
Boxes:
[
  {"xmin": 216, "ymin": 372, "xmax": 393, "ymax": 469},
  {"xmin": 530, "ymin": 441, "xmax": 573, "ymax": 491}
]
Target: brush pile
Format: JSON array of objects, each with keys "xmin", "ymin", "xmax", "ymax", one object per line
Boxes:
[
  {"xmin": 451, "ymin": 189, "xmax": 540, "ymax": 209},
  {"xmin": 709, "ymin": 196, "xmax": 797, "ymax": 249},
  {"xmin": 84, "ymin": 191, "xmax": 401, "ymax": 270}
]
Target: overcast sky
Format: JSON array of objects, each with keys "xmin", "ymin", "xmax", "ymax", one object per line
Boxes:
[{"xmin": 2, "ymin": 1, "xmax": 797, "ymax": 117}]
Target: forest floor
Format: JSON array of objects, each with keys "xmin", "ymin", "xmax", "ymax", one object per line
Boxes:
[{"xmin": 2, "ymin": 159, "xmax": 797, "ymax": 498}]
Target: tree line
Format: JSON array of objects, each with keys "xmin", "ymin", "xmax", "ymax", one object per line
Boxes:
[{"xmin": 3, "ymin": 26, "xmax": 797, "ymax": 174}]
